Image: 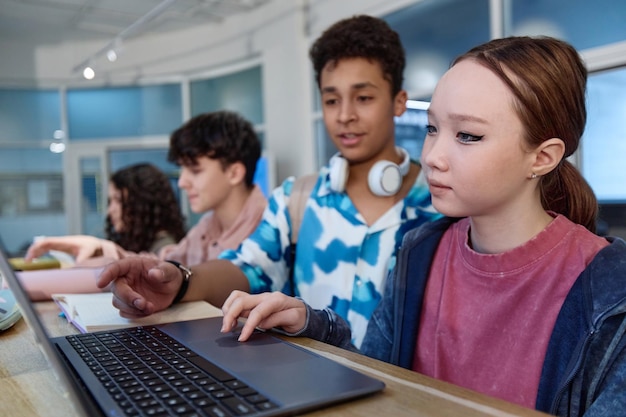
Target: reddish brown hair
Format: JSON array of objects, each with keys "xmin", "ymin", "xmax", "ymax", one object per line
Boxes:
[{"xmin": 454, "ymin": 36, "xmax": 598, "ymax": 232}]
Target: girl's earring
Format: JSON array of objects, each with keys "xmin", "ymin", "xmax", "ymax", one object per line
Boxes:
[{"xmin": 531, "ymin": 173, "xmax": 538, "ymax": 179}]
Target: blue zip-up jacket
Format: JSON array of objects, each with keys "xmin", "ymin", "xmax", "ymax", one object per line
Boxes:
[{"xmin": 299, "ymin": 217, "xmax": 626, "ymax": 416}]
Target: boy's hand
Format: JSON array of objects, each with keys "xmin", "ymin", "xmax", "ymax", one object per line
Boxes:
[{"xmin": 98, "ymin": 257, "xmax": 182, "ymax": 318}]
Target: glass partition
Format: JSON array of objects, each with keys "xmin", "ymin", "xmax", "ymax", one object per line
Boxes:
[
  {"xmin": 0, "ymin": 89, "xmax": 61, "ymax": 143},
  {"xmin": 80, "ymin": 157, "xmax": 104, "ymax": 237},
  {"xmin": 385, "ymin": 0, "xmax": 490, "ymax": 98},
  {"xmin": 507, "ymin": 0, "xmax": 626, "ymax": 49},
  {"xmin": 190, "ymin": 66, "xmax": 264, "ymax": 127},
  {"xmin": 583, "ymin": 67, "xmax": 626, "ymax": 203},
  {"xmin": 66, "ymin": 84, "xmax": 183, "ymax": 139},
  {"xmin": 0, "ymin": 148, "xmax": 65, "ymax": 255}
]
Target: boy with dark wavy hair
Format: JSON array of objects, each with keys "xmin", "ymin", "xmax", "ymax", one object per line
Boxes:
[
  {"xmin": 167, "ymin": 111, "xmax": 260, "ymax": 191},
  {"xmin": 159, "ymin": 110, "xmax": 267, "ymax": 264}
]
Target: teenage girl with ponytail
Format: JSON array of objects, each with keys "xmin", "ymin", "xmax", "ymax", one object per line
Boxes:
[{"xmin": 222, "ymin": 36, "xmax": 626, "ymax": 416}]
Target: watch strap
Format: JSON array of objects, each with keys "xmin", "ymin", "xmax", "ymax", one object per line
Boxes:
[{"xmin": 165, "ymin": 260, "xmax": 192, "ymax": 306}]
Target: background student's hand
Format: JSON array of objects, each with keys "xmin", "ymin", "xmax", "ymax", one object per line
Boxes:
[
  {"xmin": 25, "ymin": 235, "xmax": 104, "ymax": 263},
  {"xmin": 97, "ymin": 257, "xmax": 182, "ymax": 318},
  {"xmin": 221, "ymin": 291, "xmax": 307, "ymax": 342}
]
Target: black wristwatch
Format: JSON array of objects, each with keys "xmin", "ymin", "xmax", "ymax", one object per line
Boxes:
[{"xmin": 165, "ymin": 260, "xmax": 192, "ymax": 306}]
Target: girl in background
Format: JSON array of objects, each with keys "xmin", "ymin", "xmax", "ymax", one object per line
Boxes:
[
  {"xmin": 105, "ymin": 163, "xmax": 186, "ymax": 254},
  {"xmin": 26, "ymin": 163, "xmax": 186, "ymax": 263},
  {"xmin": 17, "ymin": 163, "xmax": 186, "ymax": 299}
]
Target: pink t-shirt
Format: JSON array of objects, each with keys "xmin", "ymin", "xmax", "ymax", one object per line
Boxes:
[
  {"xmin": 413, "ymin": 214, "xmax": 609, "ymax": 408},
  {"xmin": 158, "ymin": 186, "xmax": 267, "ymax": 265}
]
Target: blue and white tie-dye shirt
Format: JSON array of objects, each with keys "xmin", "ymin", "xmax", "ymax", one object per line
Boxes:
[{"xmin": 219, "ymin": 164, "xmax": 440, "ymax": 347}]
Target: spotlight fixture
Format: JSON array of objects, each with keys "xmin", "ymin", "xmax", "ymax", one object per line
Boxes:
[
  {"xmin": 50, "ymin": 130, "xmax": 66, "ymax": 153},
  {"xmin": 83, "ymin": 66, "xmax": 95, "ymax": 80},
  {"xmin": 49, "ymin": 142, "xmax": 66, "ymax": 153},
  {"xmin": 53, "ymin": 129, "xmax": 65, "ymax": 140},
  {"xmin": 106, "ymin": 49, "xmax": 118, "ymax": 62}
]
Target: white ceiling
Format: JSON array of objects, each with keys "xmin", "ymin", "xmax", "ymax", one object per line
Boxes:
[{"xmin": 0, "ymin": 0, "xmax": 271, "ymax": 45}]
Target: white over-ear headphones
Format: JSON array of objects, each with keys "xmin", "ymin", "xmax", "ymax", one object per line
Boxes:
[{"xmin": 328, "ymin": 147, "xmax": 411, "ymax": 197}]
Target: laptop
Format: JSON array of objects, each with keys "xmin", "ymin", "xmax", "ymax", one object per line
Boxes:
[{"xmin": 0, "ymin": 248, "xmax": 384, "ymax": 417}]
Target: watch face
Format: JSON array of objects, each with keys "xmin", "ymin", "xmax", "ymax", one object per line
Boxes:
[
  {"xmin": 179, "ymin": 265, "xmax": 192, "ymax": 280},
  {"xmin": 166, "ymin": 260, "xmax": 191, "ymax": 279},
  {"xmin": 181, "ymin": 266, "xmax": 192, "ymax": 280}
]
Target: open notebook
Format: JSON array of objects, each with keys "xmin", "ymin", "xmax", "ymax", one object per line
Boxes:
[
  {"xmin": 0, "ymin": 248, "xmax": 385, "ymax": 416},
  {"xmin": 52, "ymin": 292, "xmax": 221, "ymax": 333}
]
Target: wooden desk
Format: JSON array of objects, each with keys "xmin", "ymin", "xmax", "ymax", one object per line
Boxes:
[{"xmin": 0, "ymin": 302, "xmax": 551, "ymax": 417}]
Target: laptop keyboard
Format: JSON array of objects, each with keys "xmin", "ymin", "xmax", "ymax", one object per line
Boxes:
[{"xmin": 65, "ymin": 326, "xmax": 279, "ymax": 417}]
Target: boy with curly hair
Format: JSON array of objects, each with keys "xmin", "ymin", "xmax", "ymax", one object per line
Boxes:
[{"xmin": 98, "ymin": 15, "xmax": 440, "ymax": 347}]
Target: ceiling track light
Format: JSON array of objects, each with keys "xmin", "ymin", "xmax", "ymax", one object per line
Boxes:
[
  {"xmin": 83, "ymin": 65, "xmax": 95, "ymax": 80},
  {"xmin": 106, "ymin": 49, "xmax": 118, "ymax": 62},
  {"xmin": 71, "ymin": 0, "xmax": 179, "ymax": 78},
  {"xmin": 106, "ymin": 37, "xmax": 123, "ymax": 62}
]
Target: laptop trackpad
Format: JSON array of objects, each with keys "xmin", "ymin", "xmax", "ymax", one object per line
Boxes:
[{"xmin": 158, "ymin": 317, "xmax": 316, "ymax": 372}]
